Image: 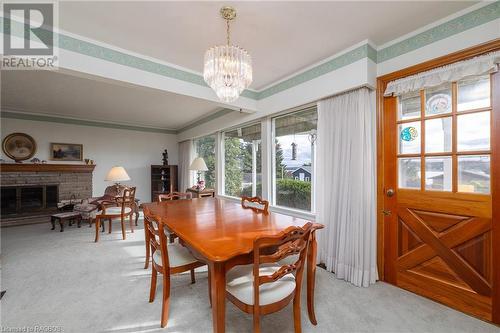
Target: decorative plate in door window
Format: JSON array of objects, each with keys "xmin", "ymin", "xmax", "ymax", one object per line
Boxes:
[
  {"xmin": 426, "ymin": 93, "xmax": 451, "ymax": 115},
  {"xmin": 400, "ymin": 126, "xmax": 418, "ymax": 142}
]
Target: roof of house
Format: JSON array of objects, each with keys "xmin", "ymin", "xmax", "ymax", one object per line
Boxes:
[{"xmin": 291, "ymin": 166, "xmax": 312, "ymax": 174}]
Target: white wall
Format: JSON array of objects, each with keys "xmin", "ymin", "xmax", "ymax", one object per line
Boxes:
[{"xmin": 0, "ymin": 118, "xmax": 178, "ymax": 201}]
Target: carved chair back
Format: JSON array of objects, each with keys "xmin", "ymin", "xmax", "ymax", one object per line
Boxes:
[
  {"xmin": 143, "ymin": 206, "xmax": 169, "ymax": 271},
  {"xmin": 252, "ymin": 222, "xmax": 313, "ymax": 308},
  {"xmin": 116, "ymin": 186, "xmax": 136, "ymax": 215},
  {"xmin": 241, "ymin": 196, "xmax": 269, "ymax": 213}
]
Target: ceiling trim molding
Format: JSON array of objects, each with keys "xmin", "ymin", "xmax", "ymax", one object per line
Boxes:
[
  {"xmin": 1, "ymin": 110, "xmax": 178, "ymax": 135},
  {"xmin": 377, "ymin": 1, "xmax": 500, "ymax": 63},
  {"xmin": 0, "ymin": 2, "xmax": 497, "ymax": 104},
  {"xmin": 177, "ymin": 108, "xmax": 234, "ymax": 133},
  {"xmin": 255, "ymin": 43, "xmax": 376, "ymax": 100}
]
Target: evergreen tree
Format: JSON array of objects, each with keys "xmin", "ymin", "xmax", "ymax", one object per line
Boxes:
[
  {"xmin": 275, "ymin": 140, "xmax": 285, "ymax": 179},
  {"xmin": 224, "ymin": 137, "xmax": 243, "ymax": 196},
  {"xmin": 195, "ymin": 136, "xmax": 216, "ymax": 188}
]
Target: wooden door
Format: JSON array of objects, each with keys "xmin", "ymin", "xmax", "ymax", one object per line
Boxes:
[{"xmin": 382, "ymin": 72, "xmax": 498, "ymax": 322}]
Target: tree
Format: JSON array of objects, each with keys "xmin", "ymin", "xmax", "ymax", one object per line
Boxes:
[
  {"xmin": 195, "ymin": 136, "xmax": 216, "ymax": 189},
  {"xmin": 224, "ymin": 137, "xmax": 243, "ymax": 196},
  {"xmin": 275, "ymin": 140, "xmax": 285, "ymax": 179}
]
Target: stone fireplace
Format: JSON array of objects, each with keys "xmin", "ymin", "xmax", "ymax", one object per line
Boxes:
[{"xmin": 0, "ymin": 164, "xmax": 95, "ymax": 226}]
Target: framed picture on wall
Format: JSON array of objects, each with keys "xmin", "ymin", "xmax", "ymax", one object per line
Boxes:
[{"xmin": 50, "ymin": 143, "xmax": 83, "ymax": 161}]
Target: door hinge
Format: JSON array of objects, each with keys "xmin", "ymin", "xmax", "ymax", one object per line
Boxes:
[{"xmin": 382, "ymin": 210, "xmax": 392, "ymax": 216}]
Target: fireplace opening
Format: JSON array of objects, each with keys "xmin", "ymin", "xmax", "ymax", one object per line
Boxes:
[{"xmin": 1, "ymin": 185, "xmax": 59, "ymax": 217}]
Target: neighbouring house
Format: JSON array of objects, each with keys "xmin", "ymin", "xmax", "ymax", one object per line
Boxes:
[{"xmin": 291, "ymin": 166, "xmax": 312, "ymax": 182}]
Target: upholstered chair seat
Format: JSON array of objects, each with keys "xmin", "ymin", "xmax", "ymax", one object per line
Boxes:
[
  {"xmin": 226, "ymin": 264, "xmax": 296, "ymax": 306},
  {"xmin": 152, "ymin": 243, "xmax": 199, "ymax": 268},
  {"xmin": 98, "ymin": 206, "xmax": 132, "ymax": 215}
]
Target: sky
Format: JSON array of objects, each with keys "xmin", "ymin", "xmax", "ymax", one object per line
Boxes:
[{"xmin": 277, "ymin": 134, "xmax": 313, "ymax": 168}]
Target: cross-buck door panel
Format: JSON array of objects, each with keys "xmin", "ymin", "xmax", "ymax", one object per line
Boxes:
[{"xmin": 384, "ymin": 72, "xmax": 496, "ymax": 322}]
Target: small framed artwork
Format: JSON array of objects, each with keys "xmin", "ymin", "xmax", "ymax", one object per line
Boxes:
[{"xmin": 50, "ymin": 143, "xmax": 83, "ymax": 161}]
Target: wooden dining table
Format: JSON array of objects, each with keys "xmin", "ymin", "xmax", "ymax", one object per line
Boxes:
[{"xmin": 143, "ymin": 197, "xmax": 323, "ymax": 333}]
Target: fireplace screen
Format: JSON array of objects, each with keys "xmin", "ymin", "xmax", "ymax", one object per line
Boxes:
[{"xmin": 1, "ymin": 185, "xmax": 59, "ymax": 217}]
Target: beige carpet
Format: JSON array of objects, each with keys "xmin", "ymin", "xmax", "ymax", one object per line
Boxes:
[{"xmin": 1, "ymin": 217, "xmax": 499, "ymax": 333}]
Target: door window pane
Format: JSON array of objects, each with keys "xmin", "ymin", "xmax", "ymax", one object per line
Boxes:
[
  {"xmin": 193, "ymin": 136, "xmax": 216, "ymax": 189},
  {"xmin": 224, "ymin": 124, "xmax": 262, "ymax": 198},
  {"xmin": 398, "ymin": 91, "xmax": 420, "ymax": 120},
  {"xmin": 457, "ymin": 111, "xmax": 490, "ymax": 152},
  {"xmin": 273, "ymin": 108, "xmax": 317, "ymax": 211},
  {"xmin": 458, "ymin": 155, "xmax": 490, "ymax": 194},
  {"xmin": 425, "ymin": 83, "xmax": 452, "ymax": 116},
  {"xmin": 398, "ymin": 158, "xmax": 421, "ymax": 189},
  {"xmin": 398, "ymin": 122, "xmax": 421, "ymax": 154},
  {"xmin": 458, "ymin": 75, "xmax": 490, "ymax": 111},
  {"xmin": 425, "ymin": 117, "xmax": 452, "ymax": 153},
  {"xmin": 425, "ymin": 157, "xmax": 452, "ymax": 191}
]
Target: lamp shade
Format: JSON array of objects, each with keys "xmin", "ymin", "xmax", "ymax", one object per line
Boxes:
[
  {"xmin": 189, "ymin": 157, "xmax": 208, "ymax": 171},
  {"xmin": 105, "ymin": 166, "xmax": 130, "ymax": 182}
]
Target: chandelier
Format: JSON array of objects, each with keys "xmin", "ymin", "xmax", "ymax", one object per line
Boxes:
[{"xmin": 203, "ymin": 6, "xmax": 252, "ymax": 103}]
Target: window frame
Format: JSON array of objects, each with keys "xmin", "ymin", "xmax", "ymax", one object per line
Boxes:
[
  {"xmin": 396, "ymin": 74, "xmax": 492, "ymax": 195},
  {"xmin": 220, "ymin": 121, "xmax": 263, "ymax": 199},
  {"xmin": 270, "ymin": 106, "xmax": 318, "ymax": 213}
]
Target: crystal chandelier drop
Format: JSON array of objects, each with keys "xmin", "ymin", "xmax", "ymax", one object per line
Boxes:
[{"xmin": 203, "ymin": 6, "xmax": 252, "ymax": 103}]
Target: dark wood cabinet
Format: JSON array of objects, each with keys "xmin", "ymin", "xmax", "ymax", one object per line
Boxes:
[{"xmin": 150, "ymin": 165, "xmax": 178, "ymax": 202}]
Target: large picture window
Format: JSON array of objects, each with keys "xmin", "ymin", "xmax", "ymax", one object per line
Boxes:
[
  {"xmin": 193, "ymin": 135, "xmax": 216, "ymax": 190},
  {"xmin": 223, "ymin": 124, "xmax": 262, "ymax": 198},
  {"xmin": 272, "ymin": 108, "xmax": 317, "ymax": 211}
]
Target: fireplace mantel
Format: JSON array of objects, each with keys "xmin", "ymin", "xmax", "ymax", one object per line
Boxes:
[{"xmin": 0, "ymin": 163, "xmax": 96, "ymax": 173}]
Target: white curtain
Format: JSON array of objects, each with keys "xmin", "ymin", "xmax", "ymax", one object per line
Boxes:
[
  {"xmin": 385, "ymin": 51, "xmax": 500, "ymax": 96},
  {"xmin": 178, "ymin": 140, "xmax": 193, "ymax": 192},
  {"xmin": 316, "ymin": 87, "xmax": 378, "ymax": 287}
]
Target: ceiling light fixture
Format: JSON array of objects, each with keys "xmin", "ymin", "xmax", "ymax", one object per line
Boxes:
[{"xmin": 203, "ymin": 6, "xmax": 252, "ymax": 103}]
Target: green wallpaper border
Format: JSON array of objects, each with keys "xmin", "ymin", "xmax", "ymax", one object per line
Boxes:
[
  {"xmin": 1, "ymin": 2, "xmax": 497, "ymax": 102},
  {"xmin": 177, "ymin": 108, "xmax": 234, "ymax": 133},
  {"xmin": 1, "ymin": 111, "xmax": 178, "ymax": 134},
  {"xmin": 1, "ymin": 2, "xmax": 498, "ymax": 135},
  {"xmin": 377, "ymin": 1, "xmax": 500, "ymax": 63}
]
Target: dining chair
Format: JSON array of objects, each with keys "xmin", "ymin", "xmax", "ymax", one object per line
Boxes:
[
  {"xmin": 143, "ymin": 207, "xmax": 206, "ymax": 328},
  {"xmin": 241, "ymin": 196, "xmax": 269, "ymax": 213},
  {"xmin": 158, "ymin": 192, "xmax": 192, "ymax": 244},
  {"xmin": 94, "ymin": 186, "xmax": 136, "ymax": 242},
  {"xmin": 225, "ymin": 223, "xmax": 313, "ymax": 333}
]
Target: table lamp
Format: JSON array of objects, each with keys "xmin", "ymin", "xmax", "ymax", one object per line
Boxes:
[
  {"xmin": 105, "ymin": 166, "xmax": 130, "ymax": 192},
  {"xmin": 189, "ymin": 157, "xmax": 208, "ymax": 188}
]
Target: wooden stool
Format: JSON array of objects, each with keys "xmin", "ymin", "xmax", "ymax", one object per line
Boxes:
[{"xmin": 51, "ymin": 212, "xmax": 82, "ymax": 232}]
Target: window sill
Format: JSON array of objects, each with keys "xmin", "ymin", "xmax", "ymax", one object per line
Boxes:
[{"xmin": 217, "ymin": 195, "xmax": 316, "ymax": 221}]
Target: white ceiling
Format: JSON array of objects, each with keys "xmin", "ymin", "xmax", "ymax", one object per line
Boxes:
[
  {"xmin": 1, "ymin": 70, "xmax": 222, "ymax": 130},
  {"xmin": 59, "ymin": 1, "xmax": 476, "ymax": 90}
]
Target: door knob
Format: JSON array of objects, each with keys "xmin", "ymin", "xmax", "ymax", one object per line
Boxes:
[{"xmin": 386, "ymin": 188, "xmax": 395, "ymax": 197}]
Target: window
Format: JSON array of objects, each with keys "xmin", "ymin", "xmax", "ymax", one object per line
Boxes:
[
  {"xmin": 223, "ymin": 124, "xmax": 262, "ymax": 197},
  {"xmin": 397, "ymin": 74, "xmax": 491, "ymax": 194},
  {"xmin": 193, "ymin": 135, "xmax": 216, "ymax": 189},
  {"xmin": 273, "ymin": 108, "xmax": 317, "ymax": 211}
]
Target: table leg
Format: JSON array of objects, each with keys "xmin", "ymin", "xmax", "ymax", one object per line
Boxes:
[
  {"xmin": 209, "ymin": 262, "xmax": 226, "ymax": 333},
  {"xmin": 307, "ymin": 231, "xmax": 318, "ymax": 325},
  {"xmin": 51, "ymin": 218, "xmax": 55, "ymax": 230},
  {"xmin": 59, "ymin": 219, "xmax": 64, "ymax": 232},
  {"xmin": 95, "ymin": 217, "xmax": 100, "ymax": 242}
]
